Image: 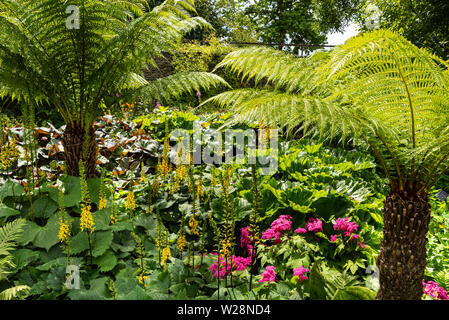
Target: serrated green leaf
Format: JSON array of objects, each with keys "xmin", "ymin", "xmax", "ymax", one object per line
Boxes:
[
  {"xmin": 93, "ymin": 250, "xmax": 117, "ymax": 272},
  {"xmin": 92, "ymin": 231, "xmax": 114, "ymax": 257},
  {"xmin": 32, "ymin": 196, "xmax": 58, "ymax": 218},
  {"xmin": 33, "ymin": 215, "xmax": 60, "ymax": 251}
]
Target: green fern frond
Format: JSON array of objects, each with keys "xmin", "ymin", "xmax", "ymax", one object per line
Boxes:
[
  {"xmin": 0, "ymin": 218, "xmax": 25, "ymax": 256},
  {"xmin": 0, "ymin": 285, "xmax": 30, "ymax": 300},
  {"xmin": 126, "ymin": 71, "xmax": 230, "ymax": 103}
]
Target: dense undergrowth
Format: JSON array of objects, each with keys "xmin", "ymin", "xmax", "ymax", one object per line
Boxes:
[{"xmin": 0, "ymin": 107, "xmax": 448, "ymax": 300}]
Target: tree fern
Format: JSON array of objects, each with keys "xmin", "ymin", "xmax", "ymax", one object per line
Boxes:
[
  {"xmin": 206, "ymin": 29, "xmax": 449, "ymax": 299},
  {"xmin": 207, "ymin": 29, "xmax": 449, "ymax": 192},
  {"xmin": 0, "ymin": 0, "xmax": 229, "ymax": 176}
]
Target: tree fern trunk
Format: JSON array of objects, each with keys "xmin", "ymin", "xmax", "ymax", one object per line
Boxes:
[
  {"xmin": 62, "ymin": 122, "xmax": 99, "ymax": 178},
  {"xmin": 376, "ymin": 188, "xmax": 431, "ymax": 300}
]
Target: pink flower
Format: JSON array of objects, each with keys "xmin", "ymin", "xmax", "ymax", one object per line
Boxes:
[
  {"xmin": 209, "ymin": 255, "xmax": 252, "ymax": 278},
  {"xmin": 261, "ymin": 228, "xmax": 279, "ymax": 241},
  {"xmin": 233, "ymin": 256, "xmax": 252, "ymax": 271},
  {"xmin": 357, "ymin": 241, "xmax": 366, "ymax": 248},
  {"xmin": 423, "ymin": 280, "xmax": 449, "ymax": 300},
  {"xmin": 261, "ymin": 215, "xmax": 292, "ymax": 242},
  {"xmin": 271, "ymin": 215, "xmax": 292, "ymax": 232},
  {"xmin": 295, "ymin": 227, "xmax": 307, "ymax": 234},
  {"xmin": 196, "ymin": 91, "xmax": 202, "ymax": 97},
  {"xmin": 334, "ymin": 217, "xmax": 358, "ymax": 235},
  {"xmin": 330, "ymin": 235, "xmax": 338, "ymax": 242},
  {"xmin": 350, "ymin": 234, "xmax": 360, "ymax": 240},
  {"xmin": 240, "ymin": 226, "xmax": 254, "ymax": 256},
  {"xmin": 259, "ymin": 266, "xmax": 276, "ymax": 283},
  {"xmin": 293, "ymin": 266, "xmax": 310, "ymax": 281},
  {"xmin": 305, "ymin": 218, "xmax": 323, "ymax": 233}
]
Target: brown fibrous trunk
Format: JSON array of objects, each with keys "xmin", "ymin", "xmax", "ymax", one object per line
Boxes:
[
  {"xmin": 376, "ymin": 186, "xmax": 431, "ymax": 300},
  {"xmin": 62, "ymin": 122, "xmax": 99, "ymax": 178}
]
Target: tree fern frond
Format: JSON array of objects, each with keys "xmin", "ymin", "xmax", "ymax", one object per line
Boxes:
[{"xmin": 123, "ymin": 71, "xmax": 230, "ymax": 103}]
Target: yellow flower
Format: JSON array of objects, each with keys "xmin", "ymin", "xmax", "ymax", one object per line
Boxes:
[
  {"xmin": 196, "ymin": 180, "xmax": 204, "ymax": 200},
  {"xmin": 138, "ymin": 272, "xmax": 148, "ymax": 287},
  {"xmin": 189, "ymin": 215, "xmax": 199, "ymax": 236},
  {"xmin": 161, "ymin": 247, "xmax": 171, "ymax": 265},
  {"xmin": 176, "ymin": 165, "xmax": 186, "ymax": 181},
  {"xmin": 110, "ymin": 213, "xmax": 118, "ymax": 224},
  {"xmin": 157, "ymin": 140, "xmax": 172, "ymax": 178},
  {"xmin": 153, "ymin": 179, "xmax": 159, "ymax": 196},
  {"xmin": 99, "ymin": 197, "xmax": 107, "ymax": 210},
  {"xmin": 220, "ymin": 238, "xmax": 231, "ymax": 257},
  {"xmin": 80, "ymin": 203, "xmax": 95, "ymax": 233},
  {"xmin": 58, "ymin": 218, "xmax": 71, "ymax": 243},
  {"xmin": 177, "ymin": 233, "xmax": 187, "ymax": 252},
  {"xmin": 158, "ymin": 159, "xmax": 170, "ymax": 178},
  {"xmin": 125, "ymin": 191, "xmax": 135, "ymax": 211},
  {"xmin": 0, "ymin": 140, "xmax": 20, "ymax": 170}
]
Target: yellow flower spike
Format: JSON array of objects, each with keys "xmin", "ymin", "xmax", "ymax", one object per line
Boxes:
[
  {"xmin": 220, "ymin": 238, "xmax": 231, "ymax": 257},
  {"xmin": 196, "ymin": 180, "xmax": 204, "ymax": 200},
  {"xmin": 125, "ymin": 191, "xmax": 135, "ymax": 211},
  {"xmin": 188, "ymin": 214, "xmax": 199, "ymax": 236},
  {"xmin": 80, "ymin": 203, "xmax": 95, "ymax": 233},
  {"xmin": 177, "ymin": 233, "xmax": 187, "ymax": 252},
  {"xmin": 161, "ymin": 247, "xmax": 172, "ymax": 266},
  {"xmin": 0, "ymin": 139, "xmax": 20, "ymax": 170},
  {"xmin": 58, "ymin": 218, "xmax": 71, "ymax": 243},
  {"xmin": 138, "ymin": 273, "xmax": 148, "ymax": 287},
  {"xmin": 99, "ymin": 197, "xmax": 107, "ymax": 210},
  {"xmin": 110, "ymin": 214, "xmax": 118, "ymax": 224},
  {"xmin": 153, "ymin": 179, "xmax": 159, "ymax": 196}
]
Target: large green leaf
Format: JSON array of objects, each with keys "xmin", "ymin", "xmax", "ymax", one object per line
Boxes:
[
  {"xmin": 307, "ymin": 263, "xmax": 328, "ymax": 300},
  {"xmin": 93, "ymin": 250, "xmax": 117, "ymax": 272},
  {"xmin": 32, "ymin": 197, "xmax": 58, "ymax": 218},
  {"xmin": 29, "ymin": 215, "xmax": 60, "ymax": 251},
  {"xmin": 0, "ymin": 180, "xmax": 24, "ymax": 201},
  {"xmin": 332, "ymin": 286, "xmax": 377, "ymax": 300},
  {"xmin": 62, "ymin": 176, "xmax": 81, "ymax": 207},
  {"xmin": 70, "ymin": 231, "xmax": 89, "ymax": 255},
  {"xmin": 0, "ymin": 203, "xmax": 21, "ymax": 218},
  {"xmin": 92, "ymin": 230, "xmax": 114, "ymax": 257}
]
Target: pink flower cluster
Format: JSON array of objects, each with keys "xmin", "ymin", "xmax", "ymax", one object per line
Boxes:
[
  {"xmin": 305, "ymin": 218, "xmax": 323, "ymax": 233},
  {"xmin": 293, "ymin": 266, "xmax": 310, "ymax": 281},
  {"xmin": 423, "ymin": 280, "xmax": 449, "ymax": 300},
  {"xmin": 294, "ymin": 217, "xmax": 323, "ymax": 235},
  {"xmin": 240, "ymin": 226, "xmax": 254, "ymax": 256},
  {"xmin": 209, "ymin": 255, "xmax": 252, "ymax": 279},
  {"xmin": 334, "ymin": 217, "xmax": 359, "ymax": 235},
  {"xmin": 259, "ymin": 266, "xmax": 276, "ymax": 282},
  {"xmin": 261, "ymin": 215, "xmax": 292, "ymax": 243}
]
